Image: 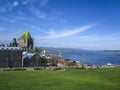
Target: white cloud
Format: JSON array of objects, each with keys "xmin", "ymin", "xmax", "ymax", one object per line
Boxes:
[
  {"xmin": 0, "ymin": 1, "xmax": 16, "ymax": 12},
  {"xmin": 33, "ymin": 24, "xmax": 120, "ymax": 50},
  {"xmin": 64, "ymin": 34, "xmax": 120, "ymax": 49},
  {"xmin": 13, "ymin": 1, "xmax": 19, "ymax": 7},
  {"xmin": 45, "ymin": 24, "xmax": 95, "ymax": 38},
  {"xmin": 29, "ymin": 4, "xmax": 64, "ymax": 22},
  {"xmin": 35, "ymin": 33, "xmax": 120, "ymax": 50},
  {"xmin": 21, "ymin": 0, "xmax": 30, "ymax": 5},
  {"xmin": 30, "ymin": 25, "xmax": 43, "ymax": 31},
  {"xmin": 0, "ymin": 1, "xmax": 19, "ymax": 12},
  {"xmin": 6, "ymin": 2, "xmax": 14, "ymax": 11},
  {"xmin": 30, "ymin": 6, "xmax": 48, "ymax": 19}
]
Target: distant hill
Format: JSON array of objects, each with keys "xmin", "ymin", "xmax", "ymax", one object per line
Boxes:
[{"xmin": 104, "ymin": 50, "xmax": 120, "ymax": 52}]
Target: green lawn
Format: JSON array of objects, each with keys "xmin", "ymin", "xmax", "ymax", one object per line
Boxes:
[{"xmin": 0, "ymin": 68, "xmax": 120, "ymax": 90}]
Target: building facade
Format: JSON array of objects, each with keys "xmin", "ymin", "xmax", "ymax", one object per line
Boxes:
[
  {"xmin": 22, "ymin": 52, "xmax": 41, "ymax": 67},
  {"xmin": 10, "ymin": 38, "xmax": 18, "ymax": 47},
  {"xmin": 0, "ymin": 47, "xmax": 23, "ymax": 68}
]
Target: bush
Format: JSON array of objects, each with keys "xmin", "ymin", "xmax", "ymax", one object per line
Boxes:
[
  {"xmin": 34, "ymin": 68, "xmax": 41, "ymax": 70},
  {"xmin": 65, "ymin": 61, "xmax": 77, "ymax": 66},
  {"xmin": 14, "ymin": 68, "xmax": 26, "ymax": 71},
  {"xmin": 3, "ymin": 68, "xmax": 26, "ymax": 71}
]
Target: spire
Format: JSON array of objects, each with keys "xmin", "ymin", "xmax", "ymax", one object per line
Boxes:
[{"xmin": 42, "ymin": 49, "xmax": 46, "ymax": 56}]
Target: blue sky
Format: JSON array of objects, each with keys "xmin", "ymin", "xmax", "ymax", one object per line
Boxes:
[{"xmin": 0, "ymin": 0, "xmax": 120, "ymax": 50}]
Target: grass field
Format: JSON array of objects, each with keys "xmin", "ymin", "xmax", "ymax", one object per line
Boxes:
[{"xmin": 0, "ymin": 68, "xmax": 120, "ymax": 90}]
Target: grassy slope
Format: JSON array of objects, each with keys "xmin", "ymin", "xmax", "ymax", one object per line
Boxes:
[{"xmin": 0, "ymin": 68, "xmax": 120, "ymax": 90}]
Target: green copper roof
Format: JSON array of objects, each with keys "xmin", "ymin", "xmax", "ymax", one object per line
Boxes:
[{"xmin": 19, "ymin": 32, "xmax": 32, "ymax": 39}]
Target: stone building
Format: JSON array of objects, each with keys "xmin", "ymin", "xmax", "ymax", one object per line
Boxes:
[
  {"xmin": 22, "ymin": 52, "xmax": 41, "ymax": 67},
  {"xmin": 10, "ymin": 38, "xmax": 18, "ymax": 47},
  {"xmin": 22, "ymin": 52, "xmax": 48, "ymax": 67},
  {"xmin": 0, "ymin": 47, "xmax": 22, "ymax": 68},
  {"xmin": 18, "ymin": 32, "xmax": 33, "ymax": 50}
]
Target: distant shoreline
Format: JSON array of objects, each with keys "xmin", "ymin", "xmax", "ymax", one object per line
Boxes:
[{"xmin": 104, "ymin": 50, "xmax": 120, "ymax": 52}]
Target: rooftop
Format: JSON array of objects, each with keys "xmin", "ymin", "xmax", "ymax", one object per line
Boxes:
[
  {"xmin": 19, "ymin": 32, "xmax": 32, "ymax": 39},
  {"xmin": 22, "ymin": 52, "xmax": 36, "ymax": 59},
  {"xmin": 0, "ymin": 46, "xmax": 22, "ymax": 50}
]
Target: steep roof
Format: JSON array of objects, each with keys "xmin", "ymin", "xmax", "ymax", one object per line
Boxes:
[
  {"xmin": 58, "ymin": 58, "xmax": 65, "ymax": 63},
  {"xmin": 0, "ymin": 46, "xmax": 22, "ymax": 50},
  {"xmin": 22, "ymin": 52, "xmax": 36, "ymax": 59},
  {"xmin": 19, "ymin": 32, "xmax": 32, "ymax": 39}
]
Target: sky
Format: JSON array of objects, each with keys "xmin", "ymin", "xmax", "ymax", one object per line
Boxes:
[{"xmin": 0, "ymin": 0, "xmax": 120, "ymax": 50}]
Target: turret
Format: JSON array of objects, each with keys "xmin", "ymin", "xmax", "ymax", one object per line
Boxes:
[{"xmin": 18, "ymin": 32, "xmax": 33, "ymax": 50}]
